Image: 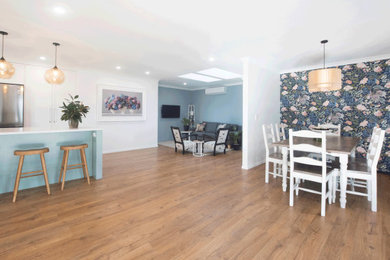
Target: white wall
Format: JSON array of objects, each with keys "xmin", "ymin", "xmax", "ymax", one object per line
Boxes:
[
  {"xmin": 1, "ymin": 62, "xmax": 158, "ymax": 153},
  {"xmin": 242, "ymin": 57, "xmax": 280, "ymax": 170}
]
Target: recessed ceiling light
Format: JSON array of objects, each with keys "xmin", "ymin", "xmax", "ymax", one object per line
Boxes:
[
  {"xmin": 178, "ymin": 73, "xmax": 220, "ymax": 83},
  {"xmin": 198, "ymin": 68, "xmax": 242, "ymax": 80},
  {"xmin": 145, "ymin": 71, "xmax": 150, "ymax": 75},
  {"xmin": 53, "ymin": 6, "xmax": 67, "ymax": 15},
  {"xmin": 208, "ymin": 57, "xmax": 215, "ymax": 62},
  {"xmin": 39, "ymin": 56, "xmax": 46, "ymax": 60},
  {"xmin": 115, "ymin": 66, "xmax": 121, "ymax": 70},
  {"xmin": 183, "ymin": 82, "xmax": 187, "ymax": 86}
]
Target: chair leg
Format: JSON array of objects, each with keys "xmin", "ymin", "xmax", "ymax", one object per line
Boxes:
[
  {"xmin": 265, "ymin": 159, "xmax": 269, "ymax": 184},
  {"xmin": 81, "ymin": 148, "xmax": 91, "ymax": 185},
  {"xmin": 295, "ymin": 178, "xmax": 299, "ymax": 196},
  {"xmin": 367, "ymin": 180, "xmax": 372, "ymax": 201},
  {"xmin": 59, "ymin": 151, "xmax": 66, "ymax": 183},
  {"xmin": 272, "ymin": 162, "xmax": 276, "ymax": 178},
  {"xmin": 13, "ymin": 155, "xmax": 24, "ymax": 203},
  {"xmin": 321, "ymin": 182, "xmax": 326, "ymax": 216},
  {"xmin": 289, "ymin": 176, "xmax": 294, "ymax": 206},
  {"xmin": 61, "ymin": 150, "xmax": 69, "ymax": 191},
  {"xmin": 328, "ymin": 177, "xmax": 333, "ymax": 204},
  {"xmin": 371, "ymin": 176, "xmax": 377, "ymax": 212},
  {"xmin": 40, "ymin": 153, "xmax": 51, "ymax": 195},
  {"xmin": 333, "ymin": 174, "xmax": 338, "ymax": 204}
]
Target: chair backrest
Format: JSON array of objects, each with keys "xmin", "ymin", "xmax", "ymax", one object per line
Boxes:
[
  {"xmin": 367, "ymin": 127, "xmax": 380, "ymax": 156},
  {"xmin": 274, "ymin": 123, "xmax": 286, "ymax": 141},
  {"xmin": 216, "ymin": 128, "xmax": 230, "ymax": 145},
  {"xmin": 317, "ymin": 123, "xmax": 341, "ymax": 136},
  {"xmin": 262, "ymin": 124, "xmax": 277, "ymax": 155},
  {"xmin": 289, "ymin": 129, "xmax": 327, "ymax": 178},
  {"xmin": 366, "ymin": 128, "xmax": 385, "ymax": 172},
  {"xmin": 170, "ymin": 126, "xmax": 183, "ymax": 145}
]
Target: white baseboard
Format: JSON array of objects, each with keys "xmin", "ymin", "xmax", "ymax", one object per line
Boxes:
[
  {"xmin": 242, "ymin": 159, "xmax": 265, "ymax": 170},
  {"xmin": 103, "ymin": 144, "xmax": 158, "ymax": 154}
]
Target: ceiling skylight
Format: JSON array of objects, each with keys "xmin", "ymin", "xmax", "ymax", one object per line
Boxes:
[
  {"xmin": 197, "ymin": 68, "xmax": 241, "ymax": 80},
  {"xmin": 178, "ymin": 73, "xmax": 221, "ymax": 82}
]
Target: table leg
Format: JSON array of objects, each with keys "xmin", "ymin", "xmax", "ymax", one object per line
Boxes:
[
  {"xmin": 282, "ymin": 147, "xmax": 288, "ymax": 192},
  {"xmin": 339, "ymin": 154, "xmax": 348, "ymax": 208}
]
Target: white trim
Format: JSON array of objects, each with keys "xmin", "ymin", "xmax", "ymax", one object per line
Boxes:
[
  {"xmin": 97, "ymin": 84, "xmax": 146, "ymax": 122},
  {"xmin": 158, "ymin": 82, "xmax": 242, "ymax": 91},
  {"xmin": 242, "ymin": 159, "xmax": 265, "ymax": 170},
  {"xmin": 103, "ymin": 144, "xmax": 158, "ymax": 154},
  {"xmin": 280, "ymin": 53, "xmax": 390, "ymax": 74}
]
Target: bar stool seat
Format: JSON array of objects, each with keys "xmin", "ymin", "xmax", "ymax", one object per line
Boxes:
[
  {"xmin": 13, "ymin": 147, "xmax": 51, "ymax": 202},
  {"xmin": 59, "ymin": 144, "xmax": 90, "ymax": 190}
]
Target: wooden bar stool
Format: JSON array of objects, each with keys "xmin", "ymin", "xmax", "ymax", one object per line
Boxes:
[
  {"xmin": 59, "ymin": 144, "xmax": 90, "ymax": 190},
  {"xmin": 13, "ymin": 148, "xmax": 51, "ymax": 202}
]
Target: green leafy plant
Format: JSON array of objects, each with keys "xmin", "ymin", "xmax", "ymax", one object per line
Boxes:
[
  {"xmin": 60, "ymin": 94, "xmax": 89, "ymax": 123},
  {"xmin": 230, "ymin": 131, "xmax": 242, "ymax": 145},
  {"xmin": 182, "ymin": 117, "xmax": 190, "ymax": 126}
]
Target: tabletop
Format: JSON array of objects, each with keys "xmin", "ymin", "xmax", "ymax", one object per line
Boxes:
[{"xmin": 272, "ymin": 136, "xmax": 360, "ymax": 154}]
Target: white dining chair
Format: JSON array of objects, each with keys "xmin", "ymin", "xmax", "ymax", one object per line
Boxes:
[
  {"xmin": 274, "ymin": 123, "xmax": 286, "ymax": 142},
  {"xmin": 262, "ymin": 124, "xmax": 284, "ymax": 184},
  {"xmin": 332, "ymin": 127, "xmax": 385, "ymax": 212},
  {"xmin": 289, "ymin": 129, "xmax": 337, "ymax": 216}
]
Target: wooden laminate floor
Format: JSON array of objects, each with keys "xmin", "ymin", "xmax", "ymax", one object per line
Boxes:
[{"xmin": 0, "ymin": 146, "xmax": 389, "ymax": 259}]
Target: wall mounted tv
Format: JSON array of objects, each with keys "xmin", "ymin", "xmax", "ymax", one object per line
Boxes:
[{"xmin": 161, "ymin": 105, "xmax": 180, "ymax": 118}]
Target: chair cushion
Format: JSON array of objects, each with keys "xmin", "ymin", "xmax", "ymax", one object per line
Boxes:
[
  {"xmin": 204, "ymin": 141, "xmax": 225, "ymax": 153},
  {"xmin": 269, "ymin": 152, "xmax": 283, "ymax": 160},
  {"xmin": 204, "ymin": 122, "xmax": 218, "ymax": 133}
]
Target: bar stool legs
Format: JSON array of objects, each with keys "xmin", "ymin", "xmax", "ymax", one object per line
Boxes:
[
  {"xmin": 13, "ymin": 148, "xmax": 51, "ymax": 202},
  {"xmin": 59, "ymin": 144, "xmax": 90, "ymax": 191}
]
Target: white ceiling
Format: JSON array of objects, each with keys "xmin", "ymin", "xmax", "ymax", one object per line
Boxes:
[{"xmin": 1, "ymin": 0, "xmax": 390, "ymax": 89}]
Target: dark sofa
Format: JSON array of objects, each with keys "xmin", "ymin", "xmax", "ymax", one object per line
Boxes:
[{"xmin": 193, "ymin": 121, "xmax": 241, "ymax": 141}]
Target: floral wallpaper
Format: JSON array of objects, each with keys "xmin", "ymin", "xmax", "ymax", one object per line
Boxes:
[{"xmin": 280, "ymin": 59, "xmax": 390, "ymax": 173}]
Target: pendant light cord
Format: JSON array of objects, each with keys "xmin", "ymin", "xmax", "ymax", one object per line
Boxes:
[
  {"xmin": 323, "ymin": 42, "xmax": 326, "ymax": 69},
  {"xmin": 1, "ymin": 33, "xmax": 4, "ymax": 59},
  {"xmin": 54, "ymin": 44, "xmax": 57, "ymax": 67}
]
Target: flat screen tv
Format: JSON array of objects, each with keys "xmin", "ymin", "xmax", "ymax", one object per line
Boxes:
[{"xmin": 161, "ymin": 105, "xmax": 180, "ymax": 118}]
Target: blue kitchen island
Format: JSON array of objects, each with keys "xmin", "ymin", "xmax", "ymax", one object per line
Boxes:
[{"xmin": 0, "ymin": 127, "xmax": 103, "ymax": 194}]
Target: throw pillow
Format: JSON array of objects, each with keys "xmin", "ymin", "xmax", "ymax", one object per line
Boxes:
[
  {"xmin": 217, "ymin": 124, "xmax": 227, "ymax": 131},
  {"xmin": 196, "ymin": 123, "xmax": 206, "ymax": 132}
]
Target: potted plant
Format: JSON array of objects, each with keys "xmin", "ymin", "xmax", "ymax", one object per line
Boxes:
[
  {"xmin": 60, "ymin": 94, "xmax": 90, "ymax": 129},
  {"xmin": 182, "ymin": 117, "xmax": 190, "ymax": 131},
  {"xmin": 230, "ymin": 131, "xmax": 242, "ymax": 150}
]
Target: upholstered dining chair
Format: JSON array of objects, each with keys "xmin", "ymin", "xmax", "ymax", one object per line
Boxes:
[
  {"xmin": 289, "ymin": 129, "xmax": 337, "ymax": 217},
  {"xmin": 204, "ymin": 128, "xmax": 230, "ymax": 156},
  {"xmin": 171, "ymin": 126, "xmax": 193, "ymax": 154}
]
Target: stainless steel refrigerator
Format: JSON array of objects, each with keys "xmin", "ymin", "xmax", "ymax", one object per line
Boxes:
[{"xmin": 0, "ymin": 83, "xmax": 24, "ymax": 128}]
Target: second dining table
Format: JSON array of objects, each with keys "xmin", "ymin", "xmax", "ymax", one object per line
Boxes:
[{"xmin": 272, "ymin": 135, "xmax": 360, "ymax": 208}]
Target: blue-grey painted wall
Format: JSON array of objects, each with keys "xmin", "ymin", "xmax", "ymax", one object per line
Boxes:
[
  {"xmin": 158, "ymin": 85, "xmax": 242, "ymax": 142},
  {"xmin": 192, "ymin": 85, "xmax": 242, "ymax": 125},
  {"xmin": 158, "ymin": 87, "xmax": 192, "ymax": 142}
]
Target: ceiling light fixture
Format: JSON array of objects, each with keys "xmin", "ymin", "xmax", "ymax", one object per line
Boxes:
[
  {"xmin": 145, "ymin": 71, "xmax": 150, "ymax": 75},
  {"xmin": 308, "ymin": 40, "xmax": 341, "ymax": 92},
  {"xmin": 44, "ymin": 42, "xmax": 65, "ymax": 84},
  {"xmin": 198, "ymin": 68, "xmax": 241, "ymax": 79},
  {"xmin": 183, "ymin": 82, "xmax": 187, "ymax": 86},
  {"xmin": 0, "ymin": 31, "xmax": 15, "ymax": 79},
  {"xmin": 116, "ymin": 66, "xmax": 121, "ymax": 70},
  {"xmin": 208, "ymin": 57, "xmax": 215, "ymax": 62},
  {"xmin": 178, "ymin": 73, "xmax": 221, "ymax": 83},
  {"xmin": 40, "ymin": 56, "xmax": 46, "ymax": 60}
]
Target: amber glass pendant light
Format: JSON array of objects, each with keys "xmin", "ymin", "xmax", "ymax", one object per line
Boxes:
[
  {"xmin": 0, "ymin": 31, "xmax": 15, "ymax": 79},
  {"xmin": 308, "ymin": 40, "xmax": 341, "ymax": 92},
  {"xmin": 45, "ymin": 42, "xmax": 65, "ymax": 84}
]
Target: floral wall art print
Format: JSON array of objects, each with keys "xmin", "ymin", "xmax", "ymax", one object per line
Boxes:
[
  {"xmin": 280, "ymin": 58, "xmax": 390, "ymax": 173},
  {"xmin": 97, "ymin": 85, "xmax": 146, "ymax": 121}
]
